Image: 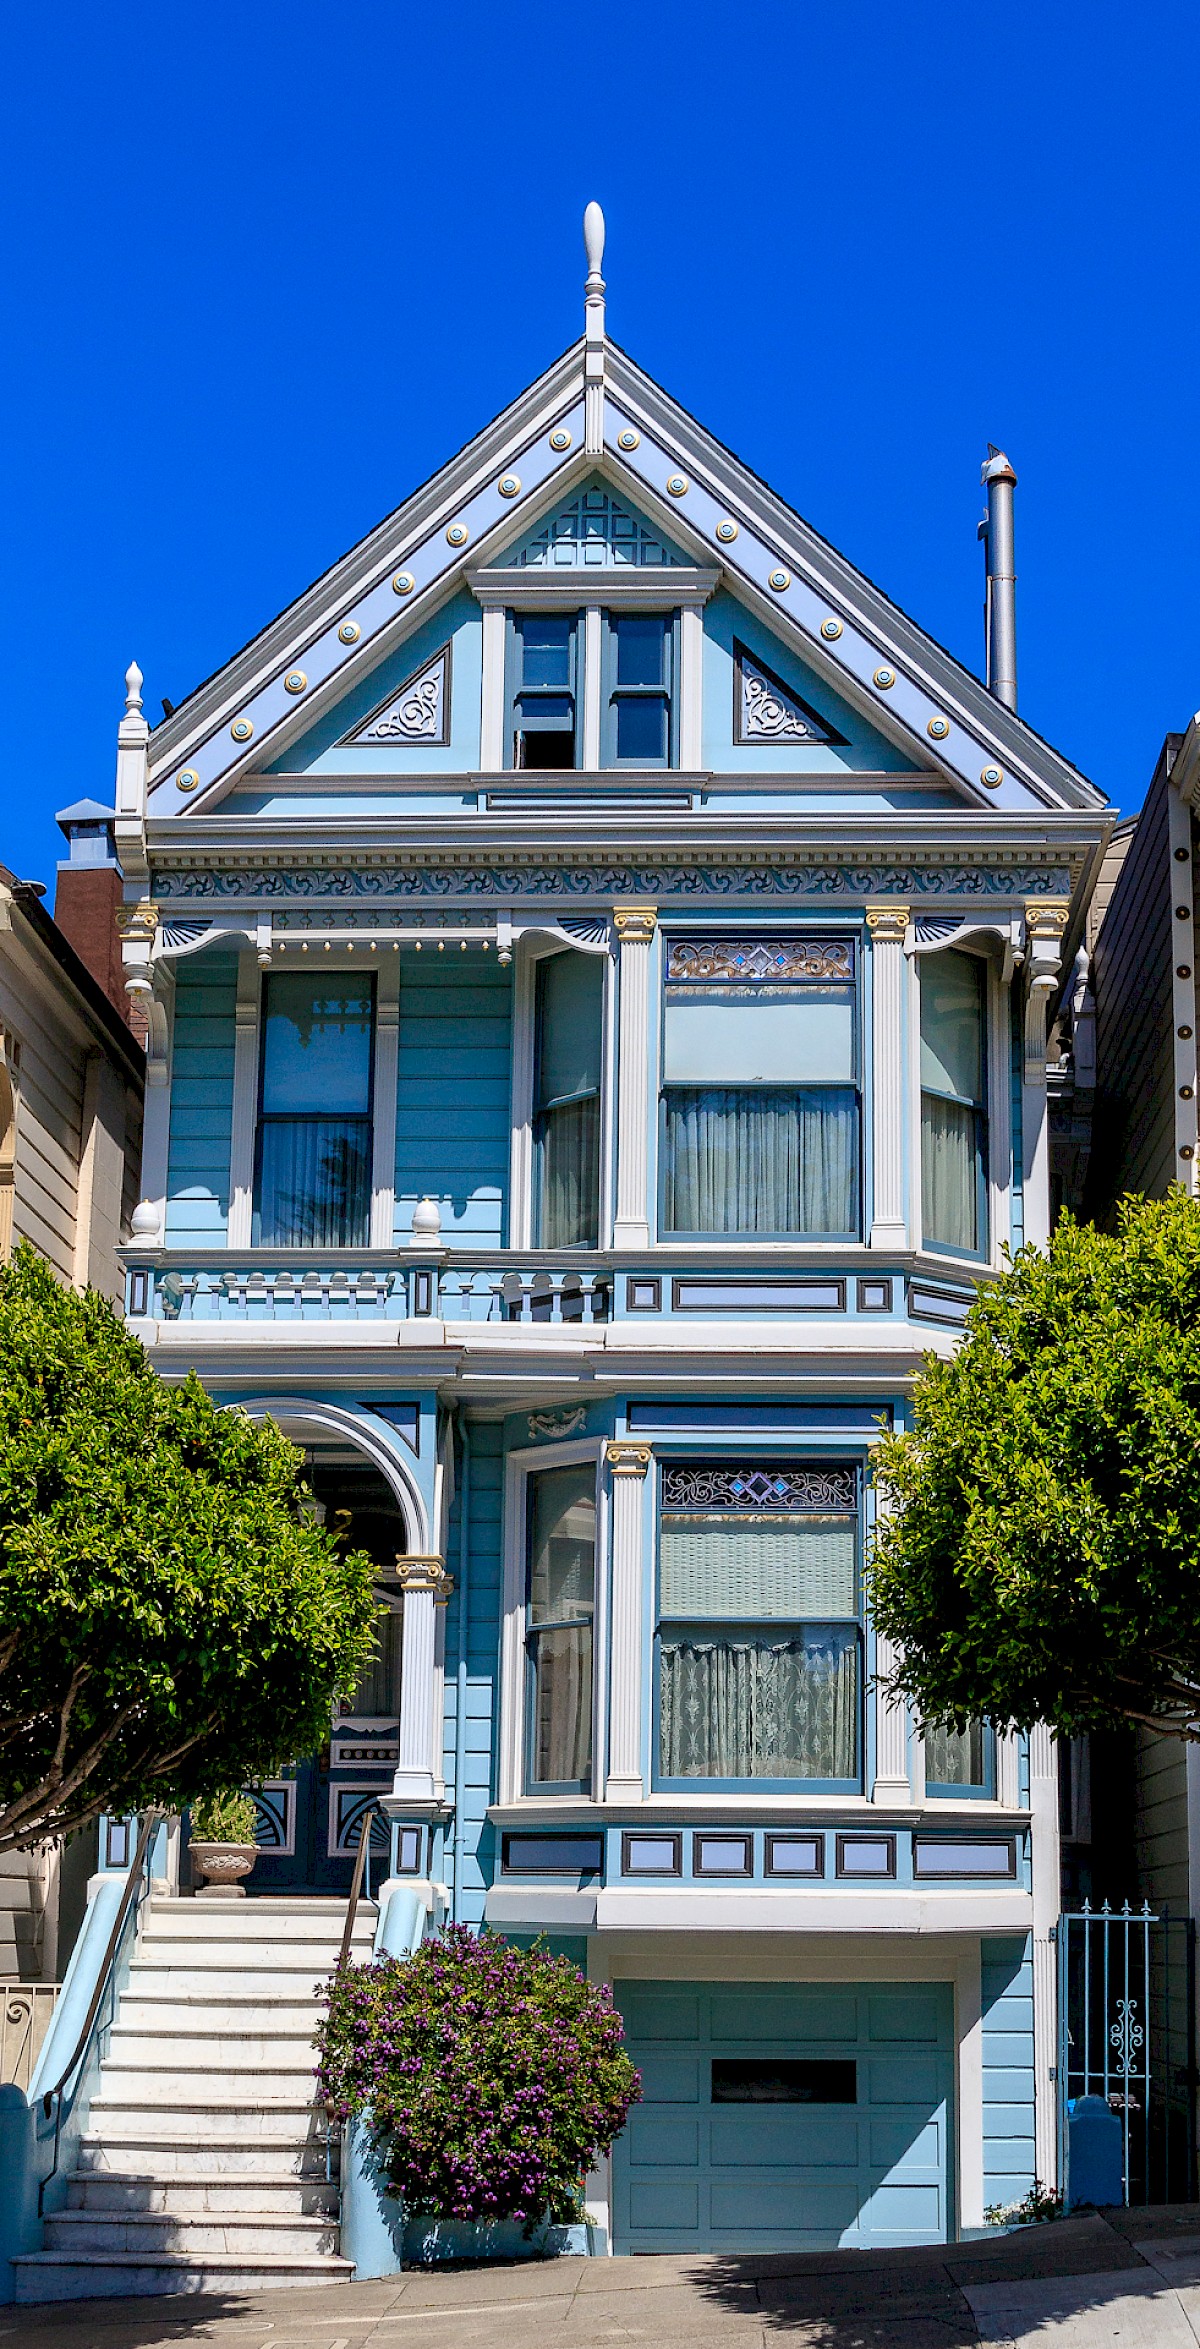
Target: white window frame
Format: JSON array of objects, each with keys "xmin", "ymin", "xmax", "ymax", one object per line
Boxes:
[{"xmin": 499, "ymin": 1438, "xmax": 607, "ymax": 1807}]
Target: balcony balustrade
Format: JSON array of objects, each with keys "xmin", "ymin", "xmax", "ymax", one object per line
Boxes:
[{"xmin": 123, "ymin": 1254, "xmax": 613, "ymax": 1325}]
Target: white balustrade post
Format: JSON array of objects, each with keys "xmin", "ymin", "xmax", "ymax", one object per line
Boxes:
[
  {"xmin": 605, "ymin": 1441, "xmax": 651, "ymax": 1801},
  {"xmin": 865, "ymin": 902, "xmax": 910, "ymax": 1251},
  {"xmin": 391, "ymin": 1557, "xmax": 453, "ymax": 1805},
  {"xmin": 612, "ymin": 905, "xmax": 657, "ymax": 1249}
]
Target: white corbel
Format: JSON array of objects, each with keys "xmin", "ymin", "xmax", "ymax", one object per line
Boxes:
[{"xmin": 1023, "ymin": 900, "xmax": 1070, "ymax": 1086}]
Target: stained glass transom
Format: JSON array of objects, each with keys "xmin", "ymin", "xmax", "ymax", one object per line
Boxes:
[
  {"xmin": 661, "ymin": 1463, "xmax": 856, "ymax": 1511},
  {"xmin": 666, "ymin": 938, "xmax": 854, "ymax": 985}
]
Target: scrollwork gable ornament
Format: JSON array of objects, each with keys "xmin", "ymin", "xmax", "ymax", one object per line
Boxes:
[
  {"xmin": 340, "ymin": 647, "xmax": 450, "ymax": 748},
  {"xmin": 733, "ymin": 642, "xmax": 845, "ymax": 748}
]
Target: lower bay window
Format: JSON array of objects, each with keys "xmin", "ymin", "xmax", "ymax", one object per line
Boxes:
[
  {"xmin": 253, "ymin": 972, "xmax": 374, "ymax": 1247},
  {"xmin": 655, "ymin": 1460, "xmax": 861, "ymax": 1788},
  {"xmin": 920, "ymin": 949, "xmax": 987, "ymax": 1257},
  {"xmin": 526, "ymin": 1461, "xmax": 596, "ymax": 1791},
  {"xmin": 924, "ymin": 1719, "xmax": 995, "ymax": 1798},
  {"xmin": 661, "ymin": 936, "xmax": 859, "ymax": 1237}
]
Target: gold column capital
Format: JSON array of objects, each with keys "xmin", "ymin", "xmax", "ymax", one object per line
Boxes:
[
  {"xmin": 613, "ymin": 903, "xmax": 658, "ymax": 944},
  {"xmin": 392, "ymin": 1553, "xmax": 453, "ymax": 1601},
  {"xmin": 605, "ymin": 1440, "xmax": 653, "ymax": 1478},
  {"xmin": 1024, "ymin": 896, "xmax": 1070, "ymax": 940},
  {"xmin": 864, "ymin": 902, "xmax": 911, "ymax": 943}
]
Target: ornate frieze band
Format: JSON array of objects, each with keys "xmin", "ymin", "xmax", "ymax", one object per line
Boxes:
[
  {"xmin": 605, "ymin": 1440, "xmax": 653, "ymax": 1478},
  {"xmin": 661, "ymin": 1464, "xmax": 856, "ymax": 1511},
  {"xmin": 666, "ymin": 937, "xmax": 853, "ymax": 983},
  {"xmin": 152, "ymin": 861, "xmax": 1076, "ymax": 904}
]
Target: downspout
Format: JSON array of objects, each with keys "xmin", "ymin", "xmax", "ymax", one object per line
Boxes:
[
  {"xmin": 979, "ymin": 446, "xmax": 1018, "ymax": 710},
  {"xmin": 450, "ymin": 1416, "xmax": 471, "ymax": 1925}
]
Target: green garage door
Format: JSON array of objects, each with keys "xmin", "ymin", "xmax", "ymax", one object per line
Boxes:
[{"xmin": 612, "ymin": 1980, "xmax": 953, "ymax": 2253}]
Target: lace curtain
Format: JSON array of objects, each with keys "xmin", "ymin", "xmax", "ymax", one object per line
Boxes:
[
  {"xmin": 663, "ymin": 1086, "xmax": 858, "ymax": 1234},
  {"xmin": 924, "ymin": 1718, "xmax": 989, "ymax": 1789},
  {"xmin": 920, "ymin": 1094, "xmax": 979, "ymax": 1255},
  {"xmin": 532, "ymin": 1625, "xmax": 593, "ymax": 1784},
  {"xmin": 536, "ymin": 1094, "xmax": 600, "ymax": 1248},
  {"xmin": 660, "ymin": 1626, "xmax": 858, "ymax": 1781},
  {"xmin": 255, "ymin": 1119, "xmax": 371, "ymax": 1247}
]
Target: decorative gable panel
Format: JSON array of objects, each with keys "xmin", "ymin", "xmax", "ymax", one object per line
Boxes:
[
  {"xmin": 497, "ymin": 481, "xmax": 686, "ymax": 569},
  {"xmin": 733, "ymin": 641, "xmax": 847, "ymax": 748},
  {"xmin": 339, "ymin": 647, "xmax": 450, "ymax": 748}
]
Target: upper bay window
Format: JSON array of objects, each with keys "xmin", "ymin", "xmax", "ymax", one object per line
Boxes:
[
  {"xmin": 253, "ymin": 972, "xmax": 374, "ymax": 1247},
  {"xmin": 661, "ymin": 936, "xmax": 859, "ymax": 1237},
  {"xmin": 533, "ymin": 951, "xmax": 604, "ymax": 1249},
  {"xmin": 526, "ymin": 1461, "xmax": 596, "ymax": 1792},
  {"xmin": 510, "ymin": 614, "xmax": 579, "ymax": 769},
  {"xmin": 656, "ymin": 1460, "xmax": 861, "ymax": 1788},
  {"xmin": 605, "ymin": 614, "xmax": 674, "ymax": 767},
  {"xmin": 920, "ymin": 950, "xmax": 987, "ymax": 1257}
]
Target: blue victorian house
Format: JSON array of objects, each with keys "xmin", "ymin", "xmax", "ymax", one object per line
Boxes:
[{"xmin": 16, "ymin": 207, "xmax": 1114, "ymax": 2296}]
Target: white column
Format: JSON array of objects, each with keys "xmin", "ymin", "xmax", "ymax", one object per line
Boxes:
[
  {"xmin": 583, "ymin": 604, "xmax": 603, "ymax": 769},
  {"xmin": 480, "ymin": 605, "xmax": 506, "ymax": 770},
  {"xmin": 996, "ymin": 1728, "xmax": 1021, "ymax": 1809},
  {"xmin": 226, "ymin": 949, "xmax": 260, "ymax": 1249},
  {"xmin": 391, "ymin": 1557, "xmax": 452, "ymax": 1806},
  {"xmin": 1029, "ymin": 1722, "xmax": 1061, "ymax": 2186},
  {"xmin": 872, "ymin": 1628, "xmax": 912, "ymax": 1804},
  {"xmin": 605, "ymin": 1441, "xmax": 651, "ymax": 1802},
  {"xmin": 678, "ymin": 602, "xmax": 704, "ymax": 770},
  {"xmin": 1021, "ymin": 900, "xmax": 1069, "ymax": 1253},
  {"xmin": 612, "ymin": 905, "xmax": 656, "ymax": 1248},
  {"xmin": 866, "ymin": 903, "xmax": 910, "ymax": 1251},
  {"xmin": 370, "ymin": 959, "xmax": 400, "ymax": 1246}
]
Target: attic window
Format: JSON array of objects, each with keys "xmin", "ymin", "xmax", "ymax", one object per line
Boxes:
[{"xmin": 511, "ymin": 615, "xmax": 578, "ymax": 769}]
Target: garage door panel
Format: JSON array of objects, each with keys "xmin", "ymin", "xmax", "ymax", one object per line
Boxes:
[
  {"xmin": 634, "ymin": 2180, "xmax": 700, "ymax": 2231},
  {"xmin": 619, "ymin": 1989, "xmax": 702, "ymax": 2040},
  {"xmin": 869, "ymin": 2114, "xmax": 944, "ymax": 2170},
  {"xmin": 711, "ymin": 2181, "xmax": 861, "ymax": 2234},
  {"xmin": 866, "ymin": 2055, "xmax": 942, "ymax": 2104},
  {"xmin": 711, "ymin": 2112, "xmax": 861, "ymax": 2168},
  {"xmin": 858, "ymin": 2182, "xmax": 944, "ymax": 2238},
  {"xmin": 638, "ymin": 2053, "xmax": 702, "ymax": 2103},
  {"xmin": 628, "ymin": 2112, "xmax": 701, "ymax": 2167},
  {"xmin": 709, "ymin": 1989, "xmax": 859, "ymax": 2041},
  {"xmin": 867, "ymin": 1992, "xmax": 943, "ymax": 2042}
]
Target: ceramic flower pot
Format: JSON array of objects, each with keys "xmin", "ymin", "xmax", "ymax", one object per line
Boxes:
[{"xmin": 191, "ymin": 1840, "xmax": 258, "ymax": 1897}]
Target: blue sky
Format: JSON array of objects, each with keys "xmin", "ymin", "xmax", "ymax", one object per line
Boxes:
[{"xmin": 2, "ymin": 2, "xmax": 1196, "ymax": 891}]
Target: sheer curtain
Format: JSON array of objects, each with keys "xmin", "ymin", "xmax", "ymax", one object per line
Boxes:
[
  {"xmin": 533, "ymin": 1626, "xmax": 593, "ymax": 1784},
  {"xmin": 257, "ymin": 1120, "xmax": 371, "ymax": 1247},
  {"xmin": 663, "ymin": 1086, "xmax": 857, "ymax": 1235},
  {"xmin": 660, "ymin": 1627, "xmax": 858, "ymax": 1781},
  {"xmin": 924, "ymin": 1718, "xmax": 989, "ymax": 1789},
  {"xmin": 527, "ymin": 1462, "xmax": 596, "ymax": 1788},
  {"xmin": 920, "ymin": 1096, "xmax": 978, "ymax": 1256},
  {"xmin": 537, "ymin": 1094, "xmax": 600, "ymax": 1248}
]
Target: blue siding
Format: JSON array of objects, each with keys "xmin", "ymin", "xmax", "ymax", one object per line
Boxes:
[
  {"xmin": 395, "ymin": 957, "xmax": 511, "ymax": 1246},
  {"xmin": 444, "ymin": 1418, "xmax": 503, "ymax": 1925},
  {"xmin": 263, "ymin": 589, "xmax": 483, "ymax": 777},
  {"xmin": 702, "ymin": 590, "xmax": 916, "ymax": 777},
  {"xmin": 981, "ymin": 1936, "xmax": 1036, "ymax": 2209},
  {"xmin": 165, "ymin": 956, "xmax": 237, "ymax": 1243}
]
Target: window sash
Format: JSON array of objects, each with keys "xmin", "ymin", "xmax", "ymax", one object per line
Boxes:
[
  {"xmin": 658, "ymin": 1624, "xmax": 860, "ymax": 1785},
  {"xmin": 604, "ymin": 611, "xmax": 676, "ymax": 768},
  {"xmin": 525, "ymin": 1463, "xmax": 596, "ymax": 1792},
  {"xmin": 924, "ymin": 1719, "xmax": 994, "ymax": 1796},
  {"xmin": 508, "ymin": 615, "xmax": 579, "ymax": 767},
  {"xmin": 254, "ymin": 1115, "xmax": 372, "ymax": 1248},
  {"xmin": 661, "ymin": 1083, "xmax": 859, "ymax": 1237}
]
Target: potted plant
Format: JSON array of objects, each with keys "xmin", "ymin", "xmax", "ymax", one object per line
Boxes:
[
  {"xmin": 316, "ymin": 1924, "xmax": 641, "ymax": 2262},
  {"xmin": 189, "ymin": 1790, "xmax": 260, "ymax": 1896}
]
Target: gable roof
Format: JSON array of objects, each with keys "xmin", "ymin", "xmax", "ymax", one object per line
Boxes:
[{"xmin": 143, "ymin": 336, "xmax": 1107, "ymax": 823}]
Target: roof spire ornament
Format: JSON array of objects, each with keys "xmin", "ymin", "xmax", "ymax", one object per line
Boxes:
[
  {"xmin": 583, "ymin": 200, "xmax": 606, "ymax": 456},
  {"xmin": 124, "ymin": 659, "xmax": 144, "ymax": 715}
]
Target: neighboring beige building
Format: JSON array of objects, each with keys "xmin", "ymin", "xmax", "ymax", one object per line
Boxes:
[{"xmin": 0, "ymin": 813, "xmax": 144, "ymax": 2031}]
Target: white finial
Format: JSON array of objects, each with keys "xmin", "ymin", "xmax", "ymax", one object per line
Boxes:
[
  {"xmin": 124, "ymin": 660, "xmax": 144, "ymax": 715},
  {"xmin": 584, "ymin": 200, "xmax": 606, "ymax": 291}
]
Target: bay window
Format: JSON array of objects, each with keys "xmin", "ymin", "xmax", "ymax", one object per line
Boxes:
[
  {"xmin": 656, "ymin": 1460, "xmax": 860, "ymax": 1786},
  {"xmin": 920, "ymin": 949, "xmax": 987, "ymax": 1256},
  {"xmin": 661, "ymin": 936, "xmax": 859, "ymax": 1236},
  {"xmin": 526, "ymin": 1462, "xmax": 596, "ymax": 1791},
  {"xmin": 253, "ymin": 973, "xmax": 374, "ymax": 1247},
  {"xmin": 533, "ymin": 951, "xmax": 603, "ymax": 1248},
  {"xmin": 925, "ymin": 1719, "xmax": 994, "ymax": 1798}
]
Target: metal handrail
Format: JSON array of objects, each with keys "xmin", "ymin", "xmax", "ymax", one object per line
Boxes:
[
  {"xmin": 337, "ymin": 1804, "xmax": 375, "ymax": 1972},
  {"xmin": 37, "ymin": 1806, "xmax": 162, "ymax": 2211}
]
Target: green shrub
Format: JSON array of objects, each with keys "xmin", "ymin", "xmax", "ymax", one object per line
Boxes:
[{"xmin": 190, "ymin": 1790, "xmax": 258, "ymax": 1843}]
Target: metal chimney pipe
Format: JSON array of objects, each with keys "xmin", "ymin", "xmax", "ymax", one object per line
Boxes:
[{"xmin": 979, "ymin": 446, "xmax": 1018, "ymax": 710}]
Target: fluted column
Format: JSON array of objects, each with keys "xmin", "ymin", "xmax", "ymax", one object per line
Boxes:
[
  {"xmin": 390, "ymin": 1557, "xmax": 453, "ymax": 1807},
  {"xmin": 605, "ymin": 1441, "xmax": 652, "ymax": 1801},
  {"xmin": 866, "ymin": 903, "xmax": 910, "ymax": 1251},
  {"xmin": 612, "ymin": 906, "xmax": 657, "ymax": 1248},
  {"xmin": 872, "ymin": 1627, "xmax": 912, "ymax": 1804}
]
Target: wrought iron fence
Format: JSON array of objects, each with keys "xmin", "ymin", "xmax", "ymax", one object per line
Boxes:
[
  {"xmin": 0, "ymin": 1982, "xmax": 59, "ymax": 2090},
  {"xmin": 1056, "ymin": 1901, "xmax": 1197, "ymax": 2206}
]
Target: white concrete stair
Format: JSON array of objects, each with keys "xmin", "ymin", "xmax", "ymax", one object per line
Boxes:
[{"xmin": 15, "ymin": 1895, "xmax": 376, "ymax": 2303}]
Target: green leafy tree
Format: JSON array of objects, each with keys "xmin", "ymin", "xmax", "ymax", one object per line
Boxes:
[
  {"xmin": 869, "ymin": 1190, "xmax": 1200, "ymax": 1743},
  {"xmin": 0, "ymin": 1243, "xmax": 378, "ymax": 1852}
]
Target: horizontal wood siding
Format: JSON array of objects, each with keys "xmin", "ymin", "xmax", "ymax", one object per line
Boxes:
[
  {"xmin": 165, "ymin": 957, "xmax": 237, "ymax": 1243},
  {"xmin": 394, "ymin": 956, "xmax": 511, "ymax": 1246},
  {"xmin": 1088, "ymin": 767, "xmax": 1175, "ymax": 1216},
  {"xmin": 981, "ymin": 1936, "xmax": 1036, "ymax": 2211},
  {"xmin": 1135, "ymin": 1727, "xmax": 1190, "ymax": 1911}
]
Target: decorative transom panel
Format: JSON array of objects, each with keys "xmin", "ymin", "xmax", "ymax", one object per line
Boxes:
[
  {"xmin": 661, "ymin": 1464, "xmax": 857, "ymax": 1511},
  {"xmin": 500, "ymin": 484, "xmax": 686, "ymax": 568},
  {"xmin": 665, "ymin": 938, "xmax": 854, "ymax": 985}
]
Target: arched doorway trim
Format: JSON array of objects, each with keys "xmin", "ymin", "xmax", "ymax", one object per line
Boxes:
[{"xmin": 231, "ymin": 1395, "xmax": 432, "ymax": 1553}]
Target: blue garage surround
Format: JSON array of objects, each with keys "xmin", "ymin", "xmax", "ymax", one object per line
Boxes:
[{"xmin": 612, "ymin": 1978, "xmax": 954, "ymax": 2253}]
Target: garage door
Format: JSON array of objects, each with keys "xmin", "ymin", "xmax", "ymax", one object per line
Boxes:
[{"xmin": 612, "ymin": 1980, "xmax": 953, "ymax": 2253}]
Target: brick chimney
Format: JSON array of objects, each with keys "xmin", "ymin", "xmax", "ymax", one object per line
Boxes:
[{"xmin": 53, "ymin": 801, "xmax": 136, "ymax": 1027}]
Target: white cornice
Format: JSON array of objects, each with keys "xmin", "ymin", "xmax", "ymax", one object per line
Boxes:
[{"xmin": 466, "ymin": 565, "xmax": 720, "ymax": 609}]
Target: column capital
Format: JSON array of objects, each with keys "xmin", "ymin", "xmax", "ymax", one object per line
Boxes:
[
  {"xmin": 116, "ymin": 898, "xmax": 159, "ymax": 944},
  {"xmin": 393, "ymin": 1553, "xmax": 453, "ymax": 1600},
  {"xmin": 605, "ymin": 1439, "xmax": 652, "ymax": 1479},
  {"xmin": 1024, "ymin": 896, "xmax": 1070, "ymax": 941},
  {"xmin": 864, "ymin": 902, "xmax": 911, "ymax": 942},
  {"xmin": 613, "ymin": 903, "xmax": 658, "ymax": 943}
]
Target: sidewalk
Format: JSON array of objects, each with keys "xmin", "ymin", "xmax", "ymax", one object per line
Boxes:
[{"xmin": 7, "ymin": 2208, "xmax": 1200, "ymax": 2349}]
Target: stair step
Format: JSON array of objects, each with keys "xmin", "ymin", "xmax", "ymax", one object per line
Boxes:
[
  {"xmin": 98, "ymin": 2069, "xmax": 319, "ymax": 2103},
  {"xmin": 88, "ymin": 2098, "xmax": 324, "ymax": 2140},
  {"xmin": 78, "ymin": 2133, "xmax": 332, "ymax": 2177},
  {"xmin": 106, "ymin": 2031, "xmax": 320, "ymax": 2068},
  {"xmin": 118, "ymin": 1998, "xmax": 324, "ymax": 2033},
  {"xmin": 43, "ymin": 2210, "xmax": 341, "ymax": 2257},
  {"xmin": 69, "ymin": 2173, "xmax": 338, "ymax": 2215},
  {"xmin": 13, "ymin": 2253, "xmax": 354, "ymax": 2302},
  {"xmin": 141, "ymin": 1901, "xmax": 375, "ymax": 1942},
  {"xmin": 126, "ymin": 1965, "xmax": 347, "ymax": 1999}
]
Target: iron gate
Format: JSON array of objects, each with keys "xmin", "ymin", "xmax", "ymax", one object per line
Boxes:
[{"xmin": 1056, "ymin": 1902, "xmax": 1197, "ymax": 2205}]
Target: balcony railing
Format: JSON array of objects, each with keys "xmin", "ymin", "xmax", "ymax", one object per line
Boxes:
[{"xmin": 123, "ymin": 1254, "xmax": 613, "ymax": 1325}]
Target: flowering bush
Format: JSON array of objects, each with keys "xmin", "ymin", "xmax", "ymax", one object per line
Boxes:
[{"xmin": 315, "ymin": 1925, "xmax": 640, "ymax": 2226}]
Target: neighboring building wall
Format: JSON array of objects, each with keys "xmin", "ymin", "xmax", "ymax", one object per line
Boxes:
[
  {"xmin": 1087, "ymin": 760, "xmax": 1175, "ymax": 1216},
  {"xmin": 1134, "ymin": 1728, "xmax": 1190, "ymax": 1913},
  {"xmin": 980, "ymin": 1938, "xmax": 1037, "ymax": 2213}
]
